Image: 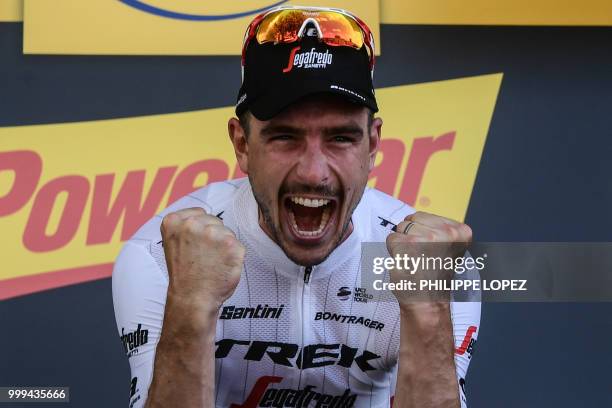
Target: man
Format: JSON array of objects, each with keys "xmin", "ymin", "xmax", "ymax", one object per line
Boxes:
[{"xmin": 113, "ymin": 6, "xmax": 480, "ymax": 408}]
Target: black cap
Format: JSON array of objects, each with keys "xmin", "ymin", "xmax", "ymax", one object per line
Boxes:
[{"xmin": 235, "ymin": 24, "xmax": 378, "ymax": 121}]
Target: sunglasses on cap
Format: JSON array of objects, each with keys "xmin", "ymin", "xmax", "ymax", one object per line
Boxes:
[{"xmin": 241, "ymin": 6, "xmax": 376, "ymax": 72}]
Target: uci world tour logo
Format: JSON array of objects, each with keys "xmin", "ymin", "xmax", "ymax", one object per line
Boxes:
[{"xmin": 119, "ymin": 1, "xmax": 289, "ymax": 21}]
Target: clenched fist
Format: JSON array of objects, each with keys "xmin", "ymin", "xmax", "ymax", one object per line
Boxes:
[
  {"xmin": 161, "ymin": 207, "xmax": 245, "ymax": 310},
  {"xmin": 385, "ymin": 211, "xmax": 472, "ymax": 304}
]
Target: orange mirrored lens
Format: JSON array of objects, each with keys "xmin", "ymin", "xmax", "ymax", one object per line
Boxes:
[
  {"xmin": 256, "ymin": 9, "xmax": 364, "ymax": 49},
  {"xmin": 256, "ymin": 10, "xmax": 304, "ymax": 44},
  {"xmin": 317, "ymin": 12, "xmax": 363, "ymax": 48}
]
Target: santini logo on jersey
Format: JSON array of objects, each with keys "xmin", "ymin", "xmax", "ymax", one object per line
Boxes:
[
  {"xmin": 220, "ymin": 304, "xmax": 284, "ymax": 320},
  {"xmin": 121, "ymin": 324, "xmax": 149, "ymax": 357},
  {"xmin": 216, "ymin": 339, "xmax": 381, "ymax": 372},
  {"xmin": 232, "ymin": 376, "xmax": 356, "ymax": 408},
  {"xmin": 283, "ymin": 46, "xmax": 333, "ymax": 73}
]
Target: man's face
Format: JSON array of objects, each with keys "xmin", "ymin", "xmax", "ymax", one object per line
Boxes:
[{"xmin": 229, "ymin": 95, "xmax": 382, "ymax": 266}]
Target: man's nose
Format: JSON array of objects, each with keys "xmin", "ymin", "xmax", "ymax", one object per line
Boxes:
[{"xmin": 294, "ymin": 139, "xmax": 331, "ymax": 185}]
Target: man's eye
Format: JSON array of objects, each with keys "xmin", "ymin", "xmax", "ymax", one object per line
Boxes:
[
  {"xmin": 271, "ymin": 135, "xmax": 293, "ymax": 141},
  {"xmin": 333, "ymin": 135, "xmax": 353, "ymax": 143}
]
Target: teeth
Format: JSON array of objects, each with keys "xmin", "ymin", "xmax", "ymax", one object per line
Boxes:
[
  {"xmin": 321, "ymin": 206, "xmax": 330, "ymax": 223},
  {"xmin": 287, "ymin": 205, "xmax": 331, "ymax": 237},
  {"xmin": 290, "ymin": 196, "xmax": 330, "ymax": 208}
]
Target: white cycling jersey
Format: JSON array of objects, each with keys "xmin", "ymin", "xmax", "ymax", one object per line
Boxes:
[{"xmin": 112, "ymin": 178, "xmax": 480, "ymax": 408}]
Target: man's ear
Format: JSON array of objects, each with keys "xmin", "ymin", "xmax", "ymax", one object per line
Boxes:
[
  {"xmin": 368, "ymin": 117, "xmax": 383, "ymax": 172},
  {"xmin": 228, "ymin": 117, "xmax": 249, "ymax": 174}
]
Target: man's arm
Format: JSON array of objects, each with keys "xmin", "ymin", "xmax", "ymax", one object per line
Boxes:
[
  {"xmin": 394, "ymin": 303, "xmax": 459, "ymax": 407},
  {"xmin": 144, "ymin": 208, "xmax": 245, "ymax": 408},
  {"xmin": 145, "ymin": 292, "xmax": 219, "ymax": 407},
  {"xmin": 389, "ymin": 299, "xmax": 481, "ymax": 408},
  {"xmin": 387, "ymin": 211, "xmax": 474, "ymax": 408}
]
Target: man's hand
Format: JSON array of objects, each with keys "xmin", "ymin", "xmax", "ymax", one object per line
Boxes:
[
  {"xmin": 161, "ymin": 207, "xmax": 245, "ymax": 311},
  {"xmin": 146, "ymin": 208, "xmax": 245, "ymax": 408},
  {"xmin": 386, "ymin": 211, "xmax": 472, "ymax": 305},
  {"xmin": 386, "ymin": 211, "xmax": 472, "ymax": 408}
]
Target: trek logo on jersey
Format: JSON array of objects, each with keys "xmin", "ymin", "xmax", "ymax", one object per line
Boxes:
[
  {"xmin": 377, "ymin": 216, "xmax": 398, "ymax": 232},
  {"xmin": 220, "ymin": 304, "xmax": 284, "ymax": 320},
  {"xmin": 283, "ymin": 46, "xmax": 333, "ymax": 73},
  {"xmin": 120, "ymin": 324, "xmax": 149, "ymax": 357},
  {"xmin": 231, "ymin": 376, "xmax": 356, "ymax": 408},
  {"xmin": 315, "ymin": 311, "xmax": 385, "ymax": 331},
  {"xmin": 216, "ymin": 339, "xmax": 381, "ymax": 372}
]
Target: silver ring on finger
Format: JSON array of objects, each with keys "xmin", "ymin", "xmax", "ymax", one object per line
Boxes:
[{"xmin": 402, "ymin": 221, "xmax": 416, "ymax": 235}]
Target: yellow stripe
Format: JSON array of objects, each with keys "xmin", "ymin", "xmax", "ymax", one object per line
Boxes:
[
  {"xmin": 10, "ymin": 1, "xmax": 612, "ymax": 27},
  {"xmin": 381, "ymin": 0, "xmax": 612, "ymax": 26},
  {"xmin": 23, "ymin": 0, "xmax": 379, "ymax": 55},
  {"xmin": 0, "ymin": 0, "xmax": 22, "ymax": 22}
]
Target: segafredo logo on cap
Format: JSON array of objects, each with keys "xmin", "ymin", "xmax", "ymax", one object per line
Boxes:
[{"xmin": 283, "ymin": 46, "xmax": 333, "ymax": 73}]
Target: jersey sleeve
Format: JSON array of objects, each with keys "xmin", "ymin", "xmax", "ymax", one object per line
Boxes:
[
  {"xmin": 452, "ymin": 251, "xmax": 482, "ymax": 407},
  {"xmin": 112, "ymin": 241, "xmax": 169, "ymax": 408},
  {"xmin": 451, "ymin": 300, "xmax": 481, "ymax": 407}
]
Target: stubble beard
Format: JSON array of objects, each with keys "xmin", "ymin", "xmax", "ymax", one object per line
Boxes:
[{"xmin": 249, "ymin": 175, "xmax": 360, "ymax": 267}]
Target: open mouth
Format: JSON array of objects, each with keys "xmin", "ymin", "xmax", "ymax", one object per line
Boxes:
[{"xmin": 283, "ymin": 195, "xmax": 337, "ymax": 241}]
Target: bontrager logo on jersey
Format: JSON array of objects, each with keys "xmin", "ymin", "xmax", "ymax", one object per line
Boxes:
[
  {"xmin": 283, "ymin": 46, "xmax": 333, "ymax": 73},
  {"xmin": 220, "ymin": 304, "xmax": 284, "ymax": 320},
  {"xmin": 315, "ymin": 312, "xmax": 385, "ymax": 331},
  {"xmin": 231, "ymin": 376, "xmax": 356, "ymax": 408},
  {"xmin": 121, "ymin": 324, "xmax": 149, "ymax": 357},
  {"xmin": 216, "ymin": 339, "xmax": 381, "ymax": 372}
]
